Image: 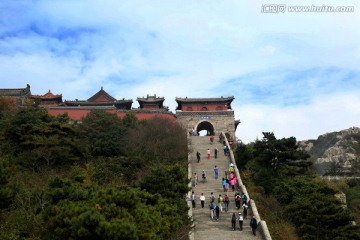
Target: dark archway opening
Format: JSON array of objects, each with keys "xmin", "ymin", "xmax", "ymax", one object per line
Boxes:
[{"xmin": 196, "ymin": 121, "xmax": 215, "ymax": 136}]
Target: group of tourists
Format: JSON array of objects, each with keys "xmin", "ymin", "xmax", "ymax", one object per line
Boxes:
[
  {"xmin": 231, "ymin": 213, "xmax": 258, "ymax": 235},
  {"xmin": 189, "ymin": 132, "xmax": 258, "ymax": 235},
  {"xmin": 221, "ymin": 163, "xmax": 238, "ymax": 192},
  {"xmin": 190, "ymin": 190, "xmax": 255, "ymax": 233}
]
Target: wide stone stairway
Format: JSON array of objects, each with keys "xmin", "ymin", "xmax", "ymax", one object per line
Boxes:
[{"xmin": 189, "ymin": 136, "xmax": 262, "ymax": 240}]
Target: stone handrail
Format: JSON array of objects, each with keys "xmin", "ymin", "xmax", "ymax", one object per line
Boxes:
[
  {"xmin": 221, "ymin": 132, "xmax": 272, "ymax": 240},
  {"xmin": 187, "ymin": 134, "xmax": 195, "ymax": 240}
]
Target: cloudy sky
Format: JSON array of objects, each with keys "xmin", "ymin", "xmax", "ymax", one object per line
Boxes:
[{"xmin": 1, "ymin": 0, "xmax": 360, "ymax": 143}]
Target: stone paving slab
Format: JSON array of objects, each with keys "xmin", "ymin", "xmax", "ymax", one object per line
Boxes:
[{"xmin": 189, "ymin": 136, "xmax": 263, "ymax": 240}]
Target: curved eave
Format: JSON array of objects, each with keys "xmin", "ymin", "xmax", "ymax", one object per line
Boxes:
[{"xmin": 235, "ymin": 119, "xmax": 241, "ymax": 130}]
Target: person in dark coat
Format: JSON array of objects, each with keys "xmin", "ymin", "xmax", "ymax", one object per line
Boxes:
[
  {"xmin": 215, "ymin": 204, "xmax": 220, "ymax": 220},
  {"xmin": 250, "ymin": 216, "xmax": 258, "ymax": 236},
  {"xmin": 196, "ymin": 151, "xmax": 201, "ymax": 163},
  {"xmin": 243, "ymin": 203, "xmax": 248, "ymax": 219},
  {"xmin": 231, "ymin": 213, "xmax": 236, "ymax": 230},
  {"xmin": 191, "ymin": 191, "xmax": 196, "ymax": 208}
]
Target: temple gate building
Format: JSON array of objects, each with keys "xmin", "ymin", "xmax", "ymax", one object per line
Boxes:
[{"xmin": 175, "ymin": 96, "xmax": 240, "ymax": 139}]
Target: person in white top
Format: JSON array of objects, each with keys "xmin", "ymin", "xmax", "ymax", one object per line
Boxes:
[
  {"xmin": 238, "ymin": 213, "xmax": 244, "ymax": 230},
  {"xmin": 200, "ymin": 193, "xmax": 206, "ymax": 208},
  {"xmin": 194, "ymin": 173, "xmax": 198, "ymax": 187}
]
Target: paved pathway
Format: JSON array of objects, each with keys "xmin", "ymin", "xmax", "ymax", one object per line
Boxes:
[{"xmin": 189, "ymin": 136, "xmax": 262, "ymax": 240}]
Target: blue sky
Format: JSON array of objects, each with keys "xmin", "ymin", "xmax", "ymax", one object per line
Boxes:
[{"xmin": 1, "ymin": 0, "xmax": 360, "ymax": 143}]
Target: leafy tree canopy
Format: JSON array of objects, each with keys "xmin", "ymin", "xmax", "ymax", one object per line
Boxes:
[
  {"xmin": 43, "ymin": 177, "xmax": 187, "ymax": 240},
  {"xmin": 0, "ymin": 157, "xmax": 15, "ymax": 209},
  {"xmin": 253, "ymin": 132, "xmax": 311, "ymax": 174},
  {"xmin": 76, "ymin": 110, "xmax": 127, "ymax": 158},
  {"xmin": 0, "ymin": 106, "xmax": 79, "ymax": 169},
  {"xmin": 273, "ymin": 177, "xmax": 360, "ymax": 239}
]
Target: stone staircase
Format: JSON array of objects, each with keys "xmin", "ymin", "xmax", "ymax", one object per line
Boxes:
[{"xmin": 189, "ymin": 136, "xmax": 263, "ymax": 240}]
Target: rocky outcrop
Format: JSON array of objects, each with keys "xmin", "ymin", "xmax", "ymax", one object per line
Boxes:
[{"xmin": 298, "ymin": 127, "xmax": 360, "ymax": 176}]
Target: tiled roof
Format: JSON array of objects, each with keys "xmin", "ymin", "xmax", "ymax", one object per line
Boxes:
[
  {"xmin": 137, "ymin": 94, "xmax": 165, "ymax": 102},
  {"xmin": 175, "ymin": 96, "xmax": 234, "ymax": 103},
  {"xmin": 137, "ymin": 94, "xmax": 165, "ymax": 109},
  {"xmin": 64, "ymin": 100, "xmax": 133, "ymax": 105},
  {"xmin": 0, "ymin": 84, "xmax": 31, "ymax": 97},
  {"xmin": 63, "ymin": 99, "xmax": 133, "ymax": 110},
  {"xmin": 62, "ymin": 87, "xmax": 133, "ymax": 109},
  {"xmin": 30, "ymin": 90, "xmax": 62, "ymax": 99},
  {"xmin": 175, "ymin": 96, "xmax": 234, "ymax": 111},
  {"xmin": 87, "ymin": 87, "xmax": 117, "ymax": 102}
]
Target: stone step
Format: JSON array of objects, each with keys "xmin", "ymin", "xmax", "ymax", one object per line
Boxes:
[{"xmin": 189, "ymin": 136, "xmax": 262, "ymax": 240}]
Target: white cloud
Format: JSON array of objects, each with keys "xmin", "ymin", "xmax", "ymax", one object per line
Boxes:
[
  {"xmin": 235, "ymin": 92, "xmax": 360, "ymax": 143},
  {"xmin": 1, "ymin": 0, "xmax": 360, "ymax": 144}
]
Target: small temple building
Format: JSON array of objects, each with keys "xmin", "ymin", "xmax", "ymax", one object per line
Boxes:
[
  {"xmin": 61, "ymin": 87, "xmax": 133, "ymax": 110},
  {"xmin": 136, "ymin": 94, "xmax": 167, "ymax": 110},
  {"xmin": 29, "ymin": 90, "xmax": 63, "ymax": 106}
]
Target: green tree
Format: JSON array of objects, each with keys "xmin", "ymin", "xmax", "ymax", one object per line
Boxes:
[
  {"xmin": 76, "ymin": 110, "xmax": 126, "ymax": 158},
  {"xmin": 139, "ymin": 163, "xmax": 191, "ymax": 237},
  {"xmin": 43, "ymin": 177, "xmax": 187, "ymax": 240},
  {"xmin": 273, "ymin": 177, "xmax": 335, "ymax": 205},
  {"xmin": 254, "ymin": 132, "xmax": 311, "ymax": 174},
  {"xmin": 122, "ymin": 112, "xmax": 140, "ymax": 128},
  {"xmin": 0, "ymin": 157, "xmax": 15, "ymax": 209},
  {"xmin": 274, "ymin": 177, "xmax": 360, "ymax": 239},
  {"xmin": 285, "ymin": 193, "xmax": 358, "ymax": 240},
  {"xmin": 234, "ymin": 141, "xmax": 254, "ymax": 169},
  {"xmin": 92, "ymin": 156, "xmax": 146, "ymax": 185},
  {"xmin": 140, "ymin": 164, "xmax": 190, "ymax": 200},
  {"xmin": 125, "ymin": 117, "xmax": 187, "ymax": 165},
  {"xmin": 0, "ymin": 106, "xmax": 79, "ymax": 170}
]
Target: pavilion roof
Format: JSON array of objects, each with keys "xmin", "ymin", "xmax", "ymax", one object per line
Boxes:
[
  {"xmin": 63, "ymin": 87, "xmax": 133, "ymax": 109},
  {"xmin": 137, "ymin": 94, "xmax": 165, "ymax": 102},
  {"xmin": 30, "ymin": 90, "xmax": 62, "ymax": 99},
  {"xmin": 64, "ymin": 87, "xmax": 132, "ymax": 104},
  {"xmin": 87, "ymin": 87, "xmax": 117, "ymax": 102}
]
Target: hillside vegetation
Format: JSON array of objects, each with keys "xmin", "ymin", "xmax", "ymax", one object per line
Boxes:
[
  {"xmin": 234, "ymin": 132, "xmax": 360, "ymax": 240},
  {"xmin": 0, "ymin": 101, "xmax": 191, "ymax": 240}
]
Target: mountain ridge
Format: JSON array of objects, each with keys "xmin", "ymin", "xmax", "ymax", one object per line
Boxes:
[{"xmin": 298, "ymin": 126, "xmax": 360, "ymax": 176}]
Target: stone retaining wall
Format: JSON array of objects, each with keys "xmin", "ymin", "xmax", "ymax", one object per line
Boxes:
[{"xmin": 222, "ymin": 132, "xmax": 272, "ymax": 240}]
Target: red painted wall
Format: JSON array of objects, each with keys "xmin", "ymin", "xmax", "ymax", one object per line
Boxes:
[
  {"xmin": 181, "ymin": 104, "xmax": 226, "ymax": 111},
  {"xmin": 47, "ymin": 109, "xmax": 176, "ymax": 122},
  {"xmin": 47, "ymin": 109, "xmax": 117, "ymax": 120},
  {"xmin": 117, "ymin": 112, "xmax": 176, "ymax": 122},
  {"xmin": 143, "ymin": 104, "xmax": 158, "ymax": 109}
]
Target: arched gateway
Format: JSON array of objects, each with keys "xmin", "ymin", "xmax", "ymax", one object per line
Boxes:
[{"xmin": 175, "ymin": 96, "xmax": 240, "ymax": 139}]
